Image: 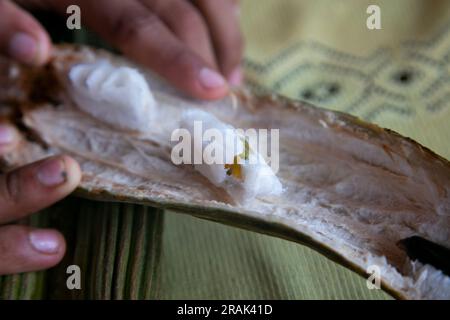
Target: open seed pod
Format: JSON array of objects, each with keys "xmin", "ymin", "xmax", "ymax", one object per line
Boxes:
[{"xmin": 1, "ymin": 45, "xmax": 449, "ymax": 299}]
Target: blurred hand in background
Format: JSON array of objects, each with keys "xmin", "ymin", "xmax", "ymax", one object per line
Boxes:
[{"xmin": 1, "ymin": 0, "xmax": 243, "ymax": 100}]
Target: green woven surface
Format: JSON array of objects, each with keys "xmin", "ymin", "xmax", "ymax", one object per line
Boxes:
[{"xmin": 159, "ymin": 212, "xmax": 390, "ymax": 299}]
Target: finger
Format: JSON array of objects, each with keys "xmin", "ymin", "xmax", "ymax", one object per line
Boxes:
[
  {"xmin": 0, "ymin": 225, "xmax": 65, "ymax": 275},
  {"xmin": 140, "ymin": 0, "xmax": 217, "ymax": 68},
  {"xmin": 0, "ymin": 0, "xmax": 52, "ymax": 65},
  {"xmin": 0, "ymin": 155, "xmax": 81, "ymax": 224},
  {"xmin": 53, "ymin": 0, "xmax": 228, "ymax": 100},
  {"xmin": 193, "ymin": 0, "xmax": 244, "ymax": 85}
]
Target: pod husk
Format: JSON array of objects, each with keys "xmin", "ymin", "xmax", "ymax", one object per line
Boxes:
[{"xmin": 1, "ymin": 45, "xmax": 450, "ymax": 299}]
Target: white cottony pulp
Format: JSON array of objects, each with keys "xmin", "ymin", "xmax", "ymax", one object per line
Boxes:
[
  {"xmin": 179, "ymin": 109, "xmax": 283, "ymax": 203},
  {"xmin": 68, "ymin": 60, "xmax": 156, "ymax": 132},
  {"xmin": 179, "ymin": 109, "xmax": 244, "ymax": 186},
  {"xmin": 242, "ymin": 150, "xmax": 283, "ymax": 199}
]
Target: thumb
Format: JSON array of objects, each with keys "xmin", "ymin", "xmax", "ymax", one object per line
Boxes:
[{"xmin": 0, "ymin": 0, "xmax": 52, "ymax": 65}]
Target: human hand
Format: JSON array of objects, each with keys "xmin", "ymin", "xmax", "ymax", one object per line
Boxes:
[
  {"xmin": 3, "ymin": 0, "xmax": 243, "ymax": 100},
  {"xmin": 0, "ymin": 124, "xmax": 81, "ymax": 275}
]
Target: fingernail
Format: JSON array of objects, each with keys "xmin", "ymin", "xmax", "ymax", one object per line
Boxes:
[
  {"xmin": 0, "ymin": 125, "xmax": 15, "ymax": 145},
  {"xmin": 29, "ymin": 230, "xmax": 60, "ymax": 254},
  {"xmin": 228, "ymin": 67, "xmax": 243, "ymax": 87},
  {"xmin": 8, "ymin": 33, "xmax": 37, "ymax": 64},
  {"xmin": 36, "ymin": 157, "xmax": 67, "ymax": 187},
  {"xmin": 199, "ymin": 68, "xmax": 226, "ymax": 89}
]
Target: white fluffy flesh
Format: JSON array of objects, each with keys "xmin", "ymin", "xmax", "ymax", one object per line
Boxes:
[
  {"xmin": 179, "ymin": 109, "xmax": 283, "ymax": 203},
  {"xmin": 68, "ymin": 60, "xmax": 156, "ymax": 132}
]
